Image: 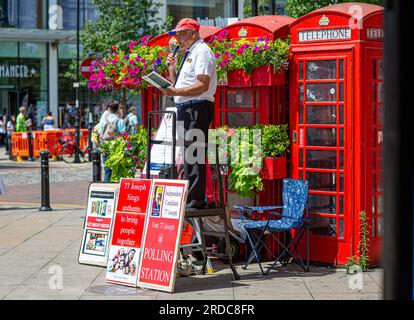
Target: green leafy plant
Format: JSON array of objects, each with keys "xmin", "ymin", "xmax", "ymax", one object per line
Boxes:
[
  {"xmin": 346, "ymin": 210, "xmax": 370, "ymax": 272},
  {"xmin": 210, "ymin": 124, "xmax": 290, "ymax": 197},
  {"xmin": 100, "ymin": 125, "xmax": 147, "ymax": 182}
]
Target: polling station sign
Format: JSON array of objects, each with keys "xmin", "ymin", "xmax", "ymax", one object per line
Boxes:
[
  {"xmin": 78, "ymin": 183, "xmax": 119, "ymax": 267},
  {"xmin": 106, "ymin": 178, "xmax": 152, "ymax": 287},
  {"xmin": 137, "ymin": 179, "xmax": 189, "ymax": 292}
]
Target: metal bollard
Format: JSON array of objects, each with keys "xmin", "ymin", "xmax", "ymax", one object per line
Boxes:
[
  {"xmin": 27, "ymin": 129, "xmax": 34, "ymax": 161},
  {"xmin": 92, "ymin": 149, "xmax": 101, "ymax": 182},
  {"xmin": 39, "ymin": 150, "xmax": 52, "ymax": 211}
]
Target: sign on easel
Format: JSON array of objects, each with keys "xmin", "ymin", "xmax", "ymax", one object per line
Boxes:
[
  {"xmin": 78, "ymin": 183, "xmax": 119, "ymax": 267},
  {"xmin": 106, "ymin": 178, "xmax": 152, "ymax": 287},
  {"xmin": 137, "ymin": 179, "xmax": 189, "ymax": 293}
]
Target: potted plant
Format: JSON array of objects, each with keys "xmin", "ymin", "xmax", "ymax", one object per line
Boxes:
[
  {"xmin": 260, "ymin": 124, "xmax": 290, "ymax": 180},
  {"xmin": 207, "ymin": 31, "xmax": 289, "ymax": 87}
]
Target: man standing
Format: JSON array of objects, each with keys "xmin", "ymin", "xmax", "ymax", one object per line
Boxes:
[
  {"xmin": 161, "ymin": 18, "xmax": 217, "ymax": 210},
  {"xmin": 124, "ymin": 106, "xmax": 139, "ymax": 135},
  {"xmin": 15, "ymin": 106, "xmax": 27, "ymax": 132}
]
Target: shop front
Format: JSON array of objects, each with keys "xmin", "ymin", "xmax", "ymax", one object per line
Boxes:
[
  {"xmin": 289, "ymin": 3, "xmax": 384, "ymax": 265},
  {"xmin": 0, "ymin": 41, "xmax": 48, "ymax": 129}
]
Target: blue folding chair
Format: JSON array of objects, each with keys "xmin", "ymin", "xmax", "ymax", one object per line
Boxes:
[{"xmin": 234, "ymin": 178, "xmax": 309, "ymax": 274}]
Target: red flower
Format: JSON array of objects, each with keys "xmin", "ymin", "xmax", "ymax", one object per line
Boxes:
[{"xmin": 112, "ymin": 45, "xmax": 117, "ymax": 51}]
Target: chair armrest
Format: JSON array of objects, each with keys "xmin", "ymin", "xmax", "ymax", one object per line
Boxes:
[
  {"xmin": 244, "ymin": 205, "xmax": 284, "ymax": 213},
  {"xmin": 269, "ymin": 212, "xmax": 305, "ymax": 222}
]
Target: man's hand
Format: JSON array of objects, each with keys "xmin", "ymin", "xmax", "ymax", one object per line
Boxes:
[{"xmin": 166, "ymin": 53, "xmax": 177, "ymax": 71}]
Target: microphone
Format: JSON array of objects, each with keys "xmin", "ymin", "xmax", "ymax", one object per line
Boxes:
[{"xmin": 167, "ymin": 45, "xmax": 180, "ymax": 67}]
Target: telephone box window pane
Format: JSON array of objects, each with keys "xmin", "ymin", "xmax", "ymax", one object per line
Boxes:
[
  {"xmin": 300, "ymin": 84, "xmax": 304, "ymax": 102},
  {"xmin": 378, "ymin": 195, "xmax": 383, "ymax": 214},
  {"xmin": 306, "ymin": 60, "xmax": 336, "ymax": 80},
  {"xmin": 307, "ymin": 172, "xmax": 336, "ymax": 191},
  {"xmin": 300, "ymin": 105, "xmax": 304, "ymax": 124},
  {"xmin": 377, "ymin": 59, "xmax": 384, "ymax": 80},
  {"xmin": 299, "ymin": 171, "xmax": 303, "ymax": 180},
  {"xmin": 372, "ymin": 218, "xmax": 377, "ymax": 237},
  {"xmin": 340, "ymin": 173, "xmax": 344, "ymax": 192},
  {"xmin": 306, "ymin": 128, "xmax": 337, "ymax": 146},
  {"xmin": 339, "ymin": 60, "xmax": 344, "ymax": 79},
  {"xmin": 339, "ymin": 83, "xmax": 344, "ymax": 102},
  {"xmin": 372, "ymin": 59, "xmax": 377, "ymax": 80},
  {"xmin": 309, "ymin": 195, "xmax": 336, "ymax": 214},
  {"xmin": 339, "ymin": 105, "xmax": 344, "ymax": 124},
  {"xmin": 339, "ymin": 196, "xmax": 344, "ymax": 214},
  {"xmin": 306, "ymin": 83, "xmax": 337, "ymax": 102},
  {"xmin": 299, "ymin": 62, "xmax": 303, "ymax": 80},
  {"xmin": 378, "ymin": 173, "xmax": 383, "ymax": 192},
  {"xmin": 340, "ymin": 151, "xmax": 344, "ymax": 170},
  {"xmin": 221, "ymin": 112, "xmax": 225, "ymax": 124},
  {"xmin": 299, "ymin": 150, "xmax": 304, "ymax": 167},
  {"xmin": 378, "ymin": 217, "xmax": 383, "ymax": 236},
  {"xmin": 227, "ymin": 90, "xmax": 254, "ymax": 108},
  {"xmin": 227, "ymin": 112, "xmax": 253, "ymax": 127},
  {"xmin": 310, "ymin": 216, "xmax": 337, "ymax": 237},
  {"xmin": 339, "ymin": 219, "xmax": 344, "ymax": 238},
  {"xmin": 306, "ymin": 105, "xmax": 336, "ymax": 124},
  {"xmin": 371, "ymin": 84, "xmax": 377, "ymax": 102},
  {"xmin": 340, "ymin": 128, "xmax": 344, "ymax": 147},
  {"xmin": 306, "ymin": 150, "xmax": 337, "ymax": 169},
  {"xmin": 378, "ymin": 83, "xmax": 384, "ymax": 103}
]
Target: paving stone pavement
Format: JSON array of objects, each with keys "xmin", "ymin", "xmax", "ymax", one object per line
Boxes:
[
  {"xmin": 0, "ymin": 147, "xmax": 384, "ymax": 300},
  {"xmin": 0, "ymin": 204, "xmax": 384, "ymax": 300}
]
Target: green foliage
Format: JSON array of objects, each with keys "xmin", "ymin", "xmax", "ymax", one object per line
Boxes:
[
  {"xmin": 346, "ymin": 210, "xmax": 370, "ymax": 272},
  {"xmin": 285, "ymin": 0, "xmax": 383, "ymax": 19},
  {"xmin": 210, "ymin": 124, "xmax": 290, "ymax": 198},
  {"xmin": 65, "ymin": 0, "xmax": 173, "ymax": 83},
  {"xmin": 100, "ymin": 125, "xmax": 147, "ymax": 182},
  {"xmin": 261, "ymin": 124, "xmax": 290, "ymax": 158}
]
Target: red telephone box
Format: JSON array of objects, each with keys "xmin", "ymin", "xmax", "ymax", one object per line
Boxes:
[
  {"xmin": 289, "ymin": 3, "xmax": 384, "ymax": 265},
  {"xmin": 209, "ymin": 15, "xmax": 294, "ymax": 211}
]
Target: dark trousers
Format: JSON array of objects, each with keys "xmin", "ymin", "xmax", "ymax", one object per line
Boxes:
[{"xmin": 177, "ymin": 100, "xmax": 214, "ymax": 205}]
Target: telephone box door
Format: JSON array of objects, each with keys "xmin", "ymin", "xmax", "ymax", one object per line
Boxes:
[{"xmin": 291, "ymin": 50, "xmax": 353, "ymax": 264}]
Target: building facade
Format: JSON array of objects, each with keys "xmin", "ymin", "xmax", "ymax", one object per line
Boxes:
[{"xmin": 0, "ymin": 0, "xmax": 286, "ymax": 128}]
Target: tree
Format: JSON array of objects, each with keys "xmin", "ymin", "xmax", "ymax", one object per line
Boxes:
[
  {"xmin": 66, "ymin": 0, "xmax": 172, "ymax": 114},
  {"xmin": 285, "ymin": 0, "xmax": 384, "ymax": 18}
]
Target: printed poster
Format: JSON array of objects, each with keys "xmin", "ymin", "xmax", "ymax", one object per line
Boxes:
[
  {"xmin": 79, "ymin": 183, "xmax": 119, "ymax": 267},
  {"xmin": 137, "ymin": 179, "xmax": 189, "ymax": 292},
  {"xmin": 106, "ymin": 178, "xmax": 152, "ymax": 287}
]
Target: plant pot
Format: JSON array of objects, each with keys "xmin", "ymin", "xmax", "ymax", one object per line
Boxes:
[
  {"xmin": 260, "ymin": 157, "xmax": 287, "ymax": 180},
  {"xmin": 227, "ymin": 69, "xmax": 251, "ymax": 87},
  {"xmin": 252, "ymin": 65, "xmax": 285, "ymax": 86}
]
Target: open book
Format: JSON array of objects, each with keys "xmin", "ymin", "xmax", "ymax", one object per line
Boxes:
[{"xmin": 142, "ymin": 71, "xmax": 173, "ymax": 90}]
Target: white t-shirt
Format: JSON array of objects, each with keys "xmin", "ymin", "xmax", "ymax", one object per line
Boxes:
[{"xmin": 174, "ymin": 39, "xmax": 217, "ymax": 104}]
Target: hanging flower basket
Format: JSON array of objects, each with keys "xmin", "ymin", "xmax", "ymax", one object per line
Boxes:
[
  {"xmin": 252, "ymin": 65, "xmax": 286, "ymax": 86},
  {"xmin": 227, "ymin": 69, "xmax": 251, "ymax": 87},
  {"xmin": 260, "ymin": 156, "xmax": 287, "ymax": 180}
]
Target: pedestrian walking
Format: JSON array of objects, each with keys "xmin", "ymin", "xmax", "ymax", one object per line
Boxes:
[
  {"xmin": 42, "ymin": 111, "xmax": 56, "ymax": 130},
  {"xmin": 124, "ymin": 106, "xmax": 139, "ymax": 135},
  {"xmin": 16, "ymin": 106, "xmax": 27, "ymax": 132}
]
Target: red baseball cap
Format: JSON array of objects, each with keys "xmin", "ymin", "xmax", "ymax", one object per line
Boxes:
[{"xmin": 168, "ymin": 18, "xmax": 200, "ymax": 36}]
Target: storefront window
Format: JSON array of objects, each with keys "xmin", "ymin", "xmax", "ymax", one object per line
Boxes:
[
  {"xmin": 1, "ymin": 0, "xmax": 46, "ymax": 29},
  {"xmin": 57, "ymin": 0, "xmax": 98, "ymax": 30}
]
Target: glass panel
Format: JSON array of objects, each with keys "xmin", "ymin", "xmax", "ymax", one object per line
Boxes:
[
  {"xmin": 307, "ymin": 172, "xmax": 336, "ymax": 191},
  {"xmin": 306, "ymin": 105, "xmax": 336, "ymax": 124},
  {"xmin": 300, "ymin": 105, "xmax": 304, "ymax": 124},
  {"xmin": 339, "ymin": 83, "xmax": 344, "ymax": 102},
  {"xmin": 371, "ymin": 84, "xmax": 377, "ymax": 102},
  {"xmin": 299, "ymin": 149, "xmax": 303, "ymax": 167},
  {"xmin": 340, "ymin": 151, "xmax": 344, "ymax": 170},
  {"xmin": 372, "ymin": 195, "xmax": 376, "ymax": 214},
  {"xmin": 227, "ymin": 90, "xmax": 253, "ymax": 108},
  {"xmin": 372, "ymin": 173, "xmax": 377, "ymax": 193},
  {"xmin": 372, "ymin": 105, "xmax": 377, "ymax": 125},
  {"xmin": 226, "ymin": 112, "xmax": 253, "ymax": 127},
  {"xmin": 340, "ymin": 173, "xmax": 344, "ymax": 192},
  {"xmin": 339, "ymin": 196, "xmax": 343, "ymax": 214},
  {"xmin": 306, "ymin": 60, "xmax": 336, "ymax": 80},
  {"xmin": 299, "ymin": 61, "xmax": 303, "ymax": 80},
  {"xmin": 378, "ymin": 83, "xmax": 384, "ymax": 103},
  {"xmin": 377, "ymin": 59, "xmax": 384, "ymax": 80},
  {"xmin": 339, "ymin": 60, "xmax": 344, "ymax": 79},
  {"xmin": 339, "ymin": 105, "xmax": 344, "ymax": 124},
  {"xmin": 340, "ymin": 128, "xmax": 344, "ymax": 147},
  {"xmin": 378, "ymin": 194, "xmax": 383, "ymax": 214},
  {"xmin": 372, "ymin": 59, "xmax": 377, "ymax": 80},
  {"xmin": 221, "ymin": 111, "xmax": 225, "ymax": 125},
  {"xmin": 306, "ymin": 150, "xmax": 337, "ymax": 169},
  {"xmin": 306, "ymin": 83, "xmax": 337, "ymax": 102},
  {"xmin": 372, "ymin": 218, "xmax": 377, "ymax": 237},
  {"xmin": 310, "ymin": 216, "xmax": 337, "ymax": 237},
  {"xmin": 378, "ymin": 216, "xmax": 384, "ymax": 236},
  {"xmin": 309, "ymin": 195, "xmax": 336, "ymax": 214},
  {"xmin": 20, "ymin": 42, "xmax": 47, "ymax": 59},
  {"xmin": 306, "ymin": 128, "xmax": 337, "ymax": 146},
  {"xmin": 339, "ymin": 219, "xmax": 344, "ymax": 238},
  {"xmin": 299, "ymin": 171, "xmax": 303, "ymax": 180},
  {"xmin": 0, "ymin": 42, "xmax": 18, "ymax": 57},
  {"xmin": 378, "ymin": 172, "xmax": 383, "ymax": 192},
  {"xmin": 300, "ymin": 84, "xmax": 304, "ymax": 102}
]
